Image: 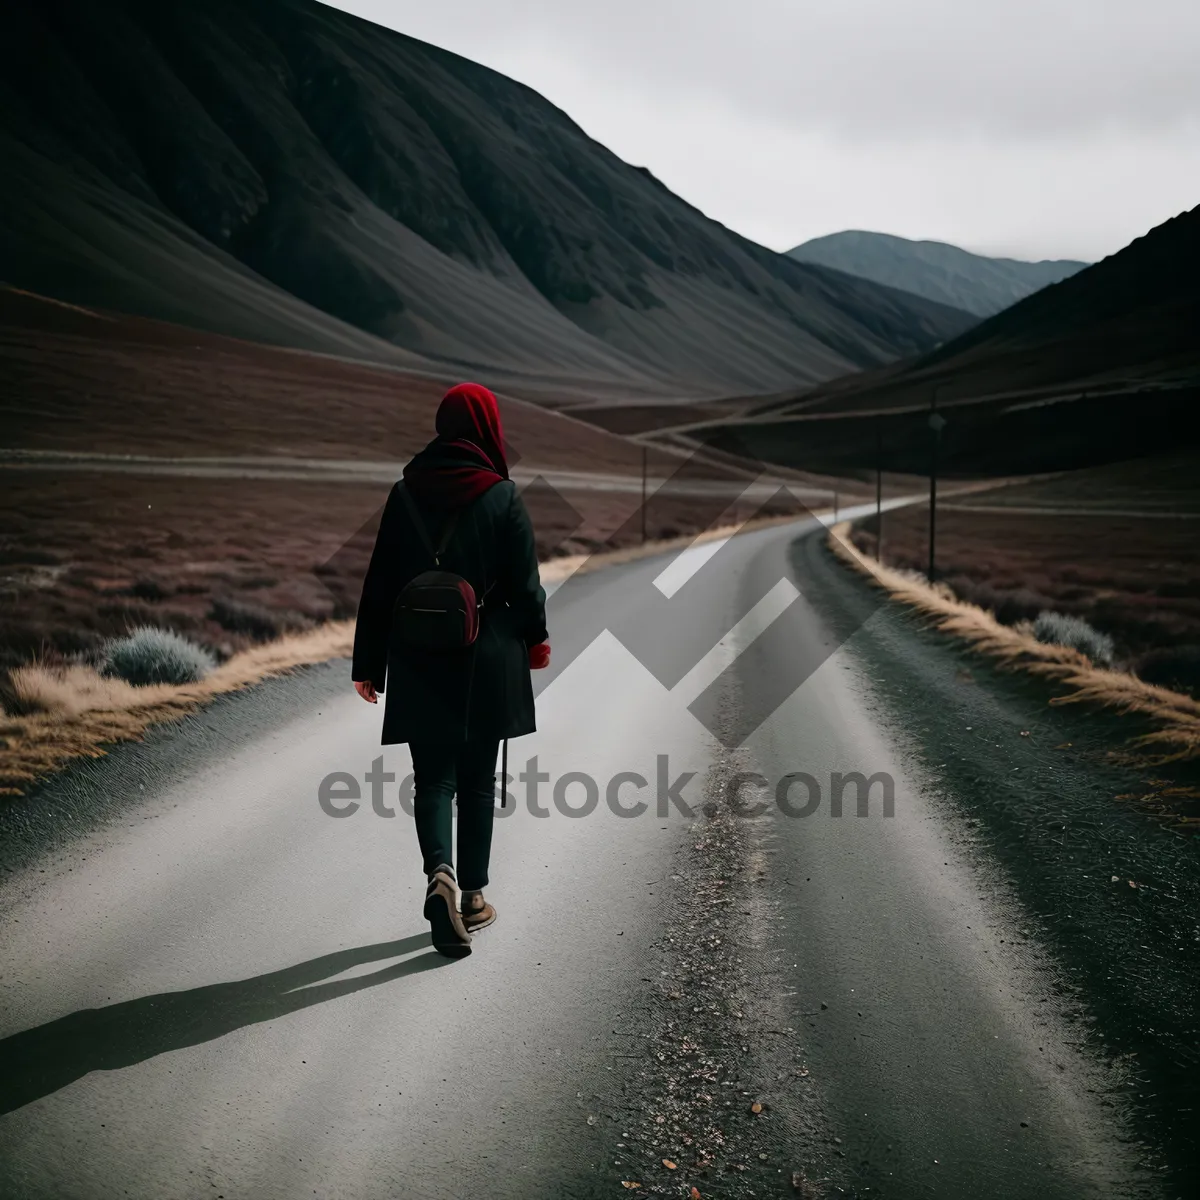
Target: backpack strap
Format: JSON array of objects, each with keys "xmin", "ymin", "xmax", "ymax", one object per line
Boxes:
[{"xmin": 398, "ymin": 484, "xmax": 461, "ymax": 567}]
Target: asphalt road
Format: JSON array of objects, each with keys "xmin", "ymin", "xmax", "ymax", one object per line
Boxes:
[{"xmin": 0, "ymin": 513, "xmax": 1170, "ymax": 1199}]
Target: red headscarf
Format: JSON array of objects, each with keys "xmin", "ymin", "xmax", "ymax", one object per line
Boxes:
[{"xmin": 403, "ymin": 382, "xmax": 509, "ymax": 508}]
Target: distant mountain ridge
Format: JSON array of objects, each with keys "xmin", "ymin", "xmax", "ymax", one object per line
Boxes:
[
  {"xmin": 0, "ymin": 0, "xmax": 975, "ymax": 406},
  {"xmin": 704, "ymin": 205, "xmax": 1200, "ymax": 477},
  {"xmin": 788, "ymin": 230, "xmax": 1088, "ymax": 318},
  {"xmin": 917, "ymin": 204, "xmax": 1198, "ymax": 373}
]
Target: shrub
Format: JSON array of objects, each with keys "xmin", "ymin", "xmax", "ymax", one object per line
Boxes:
[
  {"xmin": 101, "ymin": 626, "xmax": 215, "ymax": 686},
  {"xmin": 0, "ymin": 547, "xmax": 60, "ymax": 567},
  {"xmin": 850, "ymin": 529, "xmax": 877, "ymax": 557},
  {"xmin": 1133, "ymin": 645, "xmax": 1200, "ymax": 697},
  {"xmin": 210, "ymin": 596, "xmax": 311, "ymax": 641},
  {"xmin": 995, "ymin": 588, "xmax": 1060, "ymax": 627},
  {"xmin": 1155, "ymin": 579, "xmax": 1200, "ymax": 600},
  {"xmin": 945, "ymin": 576, "xmax": 1056, "ymax": 626},
  {"xmin": 127, "ymin": 577, "xmax": 170, "ymax": 601},
  {"xmin": 329, "ymin": 595, "xmax": 358, "ymax": 621},
  {"xmin": 1032, "ymin": 611, "xmax": 1115, "ymax": 666}
]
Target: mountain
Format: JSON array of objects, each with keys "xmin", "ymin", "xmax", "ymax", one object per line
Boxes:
[
  {"xmin": 787, "ymin": 230, "xmax": 1088, "ymax": 318},
  {"xmin": 701, "ymin": 206, "xmax": 1200, "ymax": 475},
  {"xmin": 917, "ymin": 206, "xmax": 1197, "ymax": 376},
  {"xmin": 0, "ymin": 0, "xmax": 975, "ymax": 409}
]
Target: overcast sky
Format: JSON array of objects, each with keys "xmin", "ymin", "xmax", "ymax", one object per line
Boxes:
[{"xmin": 327, "ymin": 0, "xmax": 1199, "ymax": 262}]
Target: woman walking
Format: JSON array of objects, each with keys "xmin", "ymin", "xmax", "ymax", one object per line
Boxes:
[{"xmin": 352, "ymin": 383, "xmax": 549, "ymax": 958}]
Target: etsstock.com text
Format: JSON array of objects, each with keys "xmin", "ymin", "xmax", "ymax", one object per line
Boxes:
[{"xmin": 317, "ymin": 755, "xmax": 895, "ymax": 820}]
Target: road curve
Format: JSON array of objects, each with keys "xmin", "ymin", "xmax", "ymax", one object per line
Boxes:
[{"xmin": 0, "ymin": 516, "xmax": 1156, "ymax": 1199}]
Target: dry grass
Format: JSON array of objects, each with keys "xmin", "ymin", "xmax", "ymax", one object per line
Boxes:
[
  {"xmin": 828, "ymin": 521, "xmax": 1200, "ymax": 766},
  {"xmin": 0, "ymin": 622, "xmax": 355, "ymax": 795},
  {"xmin": 857, "ymin": 500, "xmax": 1200, "ymax": 662}
]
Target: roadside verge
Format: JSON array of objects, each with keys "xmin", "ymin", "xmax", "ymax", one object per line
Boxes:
[
  {"xmin": 827, "ymin": 520, "xmax": 1200, "ymax": 772},
  {"xmin": 0, "ymin": 513, "xmax": 805, "ymax": 797}
]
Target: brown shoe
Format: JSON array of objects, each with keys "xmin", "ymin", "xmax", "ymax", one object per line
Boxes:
[
  {"xmin": 460, "ymin": 892, "xmax": 497, "ymax": 932},
  {"xmin": 423, "ymin": 869, "xmax": 472, "ymax": 958}
]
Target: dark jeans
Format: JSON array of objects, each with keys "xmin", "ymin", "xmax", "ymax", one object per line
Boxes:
[{"xmin": 409, "ymin": 736, "xmax": 501, "ymax": 890}]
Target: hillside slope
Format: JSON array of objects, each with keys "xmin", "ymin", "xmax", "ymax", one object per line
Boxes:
[
  {"xmin": 698, "ymin": 206, "xmax": 1200, "ymax": 474},
  {"xmin": 788, "ymin": 230, "xmax": 1087, "ymax": 317},
  {"xmin": 920, "ymin": 205, "xmax": 1199, "ymax": 374},
  {"xmin": 0, "ymin": 0, "xmax": 974, "ymax": 404}
]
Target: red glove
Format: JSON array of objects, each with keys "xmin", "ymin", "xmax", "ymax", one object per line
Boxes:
[{"xmin": 528, "ymin": 642, "xmax": 551, "ymax": 670}]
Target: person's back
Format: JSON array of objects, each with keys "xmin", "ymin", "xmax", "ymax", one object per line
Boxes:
[{"xmin": 352, "ymin": 383, "xmax": 549, "ymax": 957}]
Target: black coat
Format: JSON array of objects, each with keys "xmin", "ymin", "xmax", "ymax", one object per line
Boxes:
[{"xmin": 352, "ymin": 478, "xmax": 548, "ymax": 745}]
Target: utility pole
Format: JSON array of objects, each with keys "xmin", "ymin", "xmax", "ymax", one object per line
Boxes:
[
  {"xmin": 875, "ymin": 423, "xmax": 883, "ymax": 565},
  {"xmin": 640, "ymin": 444, "xmax": 648, "ymax": 544},
  {"xmin": 928, "ymin": 385, "xmax": 946, "ymax": 582}
]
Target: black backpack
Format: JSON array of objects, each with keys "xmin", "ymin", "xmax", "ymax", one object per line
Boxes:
[{"xmin": 392, "ymin": 486, "xmax": 484, "ymax": 651}]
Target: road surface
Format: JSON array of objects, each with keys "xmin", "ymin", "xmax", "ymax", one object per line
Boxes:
[{"xmin": 0, "ymin": 513, "xmax": 1171, "ymax": 1199}]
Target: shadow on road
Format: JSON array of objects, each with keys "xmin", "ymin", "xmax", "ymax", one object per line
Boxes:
[{"xmin": 0, "ymin": 933, "xmax": 447, "ymax": 1114}]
